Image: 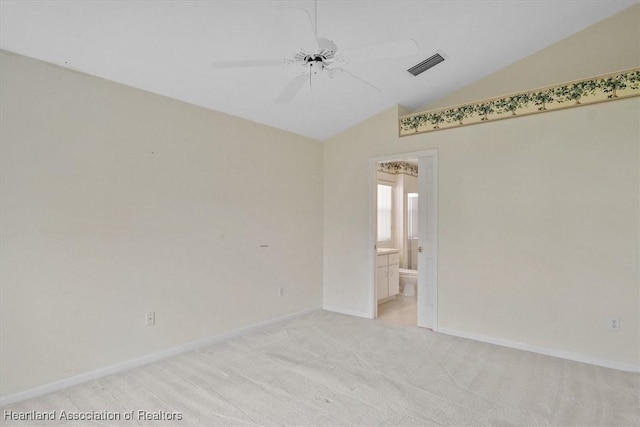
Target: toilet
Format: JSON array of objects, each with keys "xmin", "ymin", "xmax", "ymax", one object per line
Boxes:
[{"xmin": 399, "ymin": 268, "xmax": 417, "ymax": 296}]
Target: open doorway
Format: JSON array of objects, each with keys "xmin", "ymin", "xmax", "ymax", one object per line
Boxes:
[{"xmin": 369, "ymin": 150, "xmax": 438, "ymax": 330}]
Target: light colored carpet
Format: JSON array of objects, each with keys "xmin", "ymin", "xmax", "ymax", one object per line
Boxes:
[{"xmin": 3, "ymin": 310, "xmax": 639, "ymax": 426}]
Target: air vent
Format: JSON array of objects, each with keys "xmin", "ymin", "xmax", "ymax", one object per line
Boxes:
[{"xmin": 407, "ymin": 53, "xmax": 445, "ymax": 76}]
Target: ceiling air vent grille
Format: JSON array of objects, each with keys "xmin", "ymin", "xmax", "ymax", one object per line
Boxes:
[{"xmin": 407, "ymin": 53, "xmax": 445, "ymax": 76}]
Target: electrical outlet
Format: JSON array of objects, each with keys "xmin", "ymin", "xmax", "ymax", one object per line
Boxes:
[
  {"xmin": 145, "ymin": 312, "xmax": 155, "ymax": 326},
  {"xmin": 609, "ymin": 317, "xmax": 620, "ymax": 331},
  {"xmin": 278, "ymin": 287, "xmax": 284, "ymax": 297}
]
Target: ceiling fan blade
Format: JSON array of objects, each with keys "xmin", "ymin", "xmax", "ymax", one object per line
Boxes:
[
  {"xmin": 275, "ymin": 74, "xmax": 309, "ymax": 104},
  {"xmin": 328, "ymin": 68, "xmax": 380, "ymax": 92},
  {"xmin": 211, "ymin": 59, "xmax": 287, "ymax": 69},
  {"xmin": 280, "ymin": 7, "xmax": 320, "ymax": 52},
  {"xmin": 340, "ymin": 39, "xmax": 418, "ymax": 62}
]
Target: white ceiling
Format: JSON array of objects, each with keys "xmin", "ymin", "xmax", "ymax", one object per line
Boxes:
[{"xmin": 1, "ymin": 1, "xmax": 636, "ymax": 140}]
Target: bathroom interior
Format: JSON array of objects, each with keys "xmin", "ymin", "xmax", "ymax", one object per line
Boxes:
[{"xmin": 376, "ymin": 159, "xmax": 419, "ymax": 326}]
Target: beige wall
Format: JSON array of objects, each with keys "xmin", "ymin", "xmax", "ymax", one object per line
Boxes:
[
  {"xmin": 323, "ymin": 6, "xmax": 639, "ymax": 365},
  {"xmin": 422, "ymin": 4, "xmax": 640, "ymax": 110},
  {"xmin": 0, "ymin": 51, "xmax": 323, "ymax": 397}
]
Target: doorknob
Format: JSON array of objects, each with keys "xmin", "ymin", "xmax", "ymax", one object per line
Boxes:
[{"xmin": 418, "ymin": 246, "xmax": 423, "ymax": 253}]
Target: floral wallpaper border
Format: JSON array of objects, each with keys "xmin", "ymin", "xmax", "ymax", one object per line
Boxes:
[
  {"xmin": 378, "ymin": 162, "xmax": 418, "ymax": 176},
  {"xmin": 399, "ymin": 68, "xmax": 640, "ymax": 136},
  {"xmin": 378, "ymin": 161, "xmax": 418, "ymax": 177}
]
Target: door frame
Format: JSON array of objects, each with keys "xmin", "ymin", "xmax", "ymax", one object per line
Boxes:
[{"xmin": 368, "ymin": 149, "xmax": 438, "ymax": 329}]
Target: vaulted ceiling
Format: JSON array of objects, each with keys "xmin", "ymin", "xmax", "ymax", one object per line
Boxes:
[{"xmin": 1, "ymin": 1, "xmax": 635, "ymax": 140}]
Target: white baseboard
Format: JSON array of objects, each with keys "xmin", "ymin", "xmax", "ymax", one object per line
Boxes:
[
  {"xmin": 323, "ymin": 305, "xmax": 373, "ymax": 319},
  {"xmin": 0, "ymin": 306, "xmax": 322, "ymax": 407},
  {"xmin": 438, "ymin": 327, "xmax": 640, "ymax": 373}
]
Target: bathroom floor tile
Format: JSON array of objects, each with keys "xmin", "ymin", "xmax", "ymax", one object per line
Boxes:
[{"xmin": 377, "ymin": 295, "xmax": 417, "ymax": 327}]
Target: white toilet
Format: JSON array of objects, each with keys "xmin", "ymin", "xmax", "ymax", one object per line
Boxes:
[{"xmin": 399, "ymin": 268, "xmax": 417, "ymax": 296}]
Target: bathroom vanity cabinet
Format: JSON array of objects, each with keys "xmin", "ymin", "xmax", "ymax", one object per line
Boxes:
[{"xmin": 376, "ymin": 250, "xmax": 399, "ymax": 302}]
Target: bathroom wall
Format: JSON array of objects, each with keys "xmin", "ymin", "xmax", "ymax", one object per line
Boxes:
[
  {"xmin": 376, "ymin": 163, "xmax": 418, "ymax": 269},
  {"xmin": 323, "ymin": 5, "xmax": 639, "ymax": 367},
  {"xmin": 402, "ymin": 174, "xmax": 418, "ymax": 269},
  {"xmin": 0, "ymin": 50, "xmax": 324, "ymax": 398},
  {"xmin": 375, "ymin": 170, "xmax": 397, "ymax": 250},
  {"xmin": 376, "ymin": 167, "xmax": 416, "ymax": 269}
]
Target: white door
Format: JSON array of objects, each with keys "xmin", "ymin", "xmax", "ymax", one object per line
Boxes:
[{"xmin": 417, "ymin": 154, "xmax": 438, "ymax": 329}]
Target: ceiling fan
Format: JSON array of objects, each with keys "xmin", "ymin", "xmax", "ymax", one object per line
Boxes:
[{"xmin": 211, "ymin": 2, "xmax": 418, "ymax": 103}]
